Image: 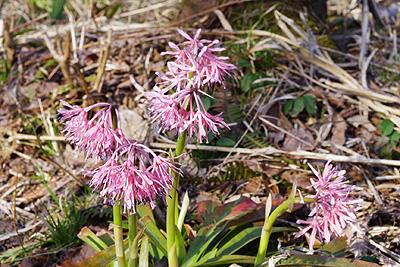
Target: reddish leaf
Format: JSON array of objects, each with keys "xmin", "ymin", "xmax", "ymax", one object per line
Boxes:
[
  {"xmin": 197, "ymin": 197, "xmax": 303, "ymax": 228},
  {"xmin": 197, "ymin": 197, "xmax": 258, "ymax": 226}
]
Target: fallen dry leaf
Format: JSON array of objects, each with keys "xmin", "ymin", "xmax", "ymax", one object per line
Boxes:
[{"xmin": 331, "ymin": 114, "xmax": 347, "ymax": 146}]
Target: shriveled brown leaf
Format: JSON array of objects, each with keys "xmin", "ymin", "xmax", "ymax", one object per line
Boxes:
[
  {"xmin": 281, "ymin": 121, "xmax": 314, "ymax": 151},
  {"xmin": 331, "ymin": 114, "xmax": 347, "ymax": 146}
]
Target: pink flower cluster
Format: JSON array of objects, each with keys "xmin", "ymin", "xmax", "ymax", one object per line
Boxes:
[
  {"xmin": 145, "ymin": 29, "xmax": 236, "ymax": 143},
  {"xmin": 58, "ymin": 101, "xmax": 182, "ymax": 214},
  {"xmin": 85, "ymin": 143, "xmax": 182, "ymax": 214},
  {"xmin": 295, "ymin": 160, "xmax": 362, "ymax": 249},
  {"xmin": 58, "ymin": 100, "xmax": 128, "ymax": 161}
]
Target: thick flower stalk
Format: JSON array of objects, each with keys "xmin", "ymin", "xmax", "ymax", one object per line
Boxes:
[
  {"xmin": 295, "ymin": 160, "xmax": 362, "ymax": 249},
  {"xmin": 145, "ymin": 29, "xmax": 236, "ymax": 143}
]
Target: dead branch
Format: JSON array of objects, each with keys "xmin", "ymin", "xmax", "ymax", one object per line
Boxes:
[
  {"xmin": 3, "ymin": 21, "xmax": 15, "ymax": 66},
  {"xmin": 44, "ymin": 33, "xmax": 73, "ymax": 85},
  {"xmin": 93, "ymin": 30, "xmax": 112, "ymax": 93}
]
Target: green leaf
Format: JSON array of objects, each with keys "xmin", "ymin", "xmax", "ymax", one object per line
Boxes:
[
  {"xmin": 379, "ymin": 119, "xmax": 394, "ymax": 136},
  {"xmin": 241, "ymin": 73, "xmax": 259, "ymax": 92},
  {"xmin": 137, "ymin": 216, "xmax": 167, "ymax": 258},
  {"xmin": 321, "ymin": 237, "xmax": 347, "ymax": 254},
  {"xmin": 200, "ymin": 96, "xmax": 212, "ymax": 111},
  {"xmin": 78, "ymin": 227, "xmax": 109, "ymax": 252},
  {"xmin": 303, "ymin": 95, "xmax": 317, "ymax": 116},
  {"xmin": 293, "ymin": 96, "xmax": 304, "ymax": 115},
  {"xmin": 50, "ymin": 0, "xmax": 66, "ymax": 20},
  {"xmin": 390, "ymin": 131, "xmax": 400, "ymax": 146},
  {"xmin": 136, "ymin": 203, "xmax": 167, "ymax": 260},
  {"xmin": 182, "ymin": 197, "xmax": 259, "ymax": 267},
  {"xmin": 188, "ymin": 255, "xmax": 256, "ymax": 267},
  {"xmin": 283, "ymin": 99, "xmax": 294, "ymax": 114},
  {"xmin": 181, "ymin": 223, "xmax": 227, "ymax": 267},
  {"xmin": 270, "ymin": 255, "xmax": 381, "ymax": 267},
  {"xmin": 237, "ymin": 58, "xmax": 251, "ymax": 69},
  {"xmin": 216, "ymin": 137, "xmax": 236, "ymax": 147},
  {"xmin": 176, "ymin": 226, "xmax": 186, "ymax": 264},
  {"xmin": 196, "ymin": 248, "xmax": 218, "ymax": 265},
  {"xmin": 226, "ymin": 104, "xmax": 245, "ymax": 123},
  {"xmin": 149, "ymin": 242, "xmax": 163, "ymax": 261},
  {"xmin": 34, "ymin": 163, "xmax": 59, "ymax": 206},
  {"xmin": 139, "ymin": 237, "xmax": 150, "ymax": 267},
  {"xmin": 216, "ymin": 226, "xmax": 261, "ymax": 257}
]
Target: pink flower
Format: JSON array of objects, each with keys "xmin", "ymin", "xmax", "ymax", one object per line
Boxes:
[
  {"xmin": 59, "ymin": 101, "xmax": 185, "ymax": 212},
  {"xmin": 295, "ymin": 161, "xmax": 362, "ymax": 249},
  {"xmin": 295, "ymin": 217, "xmax": 324, "ymax": 249},
  {"xmin": 145, "ymin": 29, "xmax": 236, "ymax": 143},
  {"xmin": 146, "ymin": 87, "xmax": 185, "ymax": 134},
  {"xmin": 58, "ymin": 100, "xmax": 129, "ymax": 160},
  {"xmin": 86, "ymin": 142, "xmax": 183, "ymax": 214},
  {"xmin": 186, "ymin": 111, "xmax": 230, "ymax": 143}
]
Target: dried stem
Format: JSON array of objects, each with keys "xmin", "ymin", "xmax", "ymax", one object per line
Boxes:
[
  {"xmin": 94, "ymin": 30, "xmax": 112, "ymax": 93},
  {"xmin": 44, "ymin": 33, "xmax": 73, "ymax": 85},
  {"xmin": 3, "ymin": 21, "xmax": 15, "ymax": 66},
  {"xmin": 73, "ymin": 62, "xmax": 89, "ymax": 95}
]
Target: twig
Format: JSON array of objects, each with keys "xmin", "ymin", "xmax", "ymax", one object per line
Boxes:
[
  {"xmin": 259, "ymin": 116, "xmax": 314, "ymax": 148},
  {"xmin": 150, "ymin": 142, "xmax": 400, "ymax": 166},
  {"xmin": 375, "ymin": 175, "xmax": 400, "ymax": 181},
  {"xmin": 13, "ymin": 175, "xmax": 27, "ymax": 254},
  {"xmin": 367, "ymin": 0, "xmax": 385, "ymax": 26},
  {"xmin": 361, "ymin": 48, "xmax": 377, "ymax": 89},
  {"xmin": 360, "ymin": 169, "xmax": 383, "ymax": 205},
  {"xmin": 6, "ymin": 133, "xmax": 66, "ymax": 142},
  {"xmin": 164, "ymin": 0, "xmax": 253, "ymax": 28},
  {"xmin": 44, "ymin": 33, "xmax": 73, "ymax": 85},
  {"xmin": 3, "ymin": 21, "xmax": 15, "ymax": 66},
  {"xmin": 116, "ymin": 0, "xmax": 177, "ymax": 18},
  {"xmin": 93, "ymin": 30, "xmax": 112, "ymax": 93},
  {"xmin": 359, "ymin": 0, "xmax": 371, "ymax": 89},
  {"xmin": 319, "ymin": 46, "xmax": 400, "ymax": 74},
  {"xmin": 350, "ymin": 222, "xmax": 400, "ymax": 265},
  {"xmin": 10, "ymin": 13, "xmax": 48, "ymax": 34},
  {"xmin": 69, "ymin": 15, "xmax": 89, "ymax": 95},
  {"xmin": 0, "ymin": 221, "xmax": 42, "ymax": 242}
]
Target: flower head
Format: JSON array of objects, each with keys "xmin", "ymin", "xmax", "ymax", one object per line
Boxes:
[
  {"xmin": 295, "ymin": 160, "xmax": 362, "ymax": 249},
  {"xmin": 145, "ymin": 29, "xmax": 236, "ymax": 143},
  {"xmin": 59, "ymin": 101, "xmax": 185, "ymax": 213},
  {"xmin": 86, "ymin": 142, "xmax": 183, "ymax": 214},
  {"xmin": 58, "ymin": 100, "xmax": 128, "ymax": 160}
]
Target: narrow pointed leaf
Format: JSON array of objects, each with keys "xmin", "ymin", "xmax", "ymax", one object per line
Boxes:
[
  {"xmin": 188, "ymin": 255, "xmax": 256, "ymax": 267},
  {"xmin": 216, "ymin": 226, "xmax": 262, "ymax": 257},
  {"xmin": 77, "ymin": 227, "xmax": 109, "ymax": 252},
  {"xmin": 138, "ymin": 216, "xmax": 167, "ymax": 257},
  {"xmin": 138, "ymin": 237, "xmax": 149, "ymax": 267},
  {"xmin": 271, "ymin": 255, "xmax": 381, "ymax": 267},
  {"xmin": 181, "ymin": 223, "xmax": 225, "ymax": 267},
  {"xmin": 176, "ymin": 226, "xmax": 186, "ymax": 264}
]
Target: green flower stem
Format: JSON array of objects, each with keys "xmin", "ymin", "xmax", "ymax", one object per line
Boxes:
[
  {"xmin": 113, "ymin": 204, "xmax": 126, "ymax": 267},
  {"xmin": 166, "ymin": 130, "xmax": 187, "ymax": 267},
  {"xmin": 128, "ymin": 212, "xmax": 138, "ymax": 267},
  {"xmin": 254, "ymin": 197, "xmax": 315, "ymax": 266}
]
